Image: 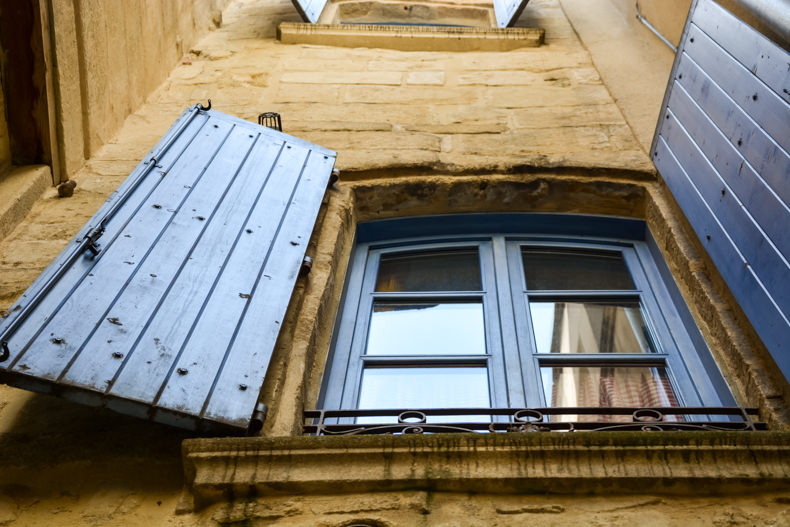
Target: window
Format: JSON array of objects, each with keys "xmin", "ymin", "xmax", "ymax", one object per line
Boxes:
[{"xmin": 318, "ymin": 214, "xmax": 736, "ymax": 428}]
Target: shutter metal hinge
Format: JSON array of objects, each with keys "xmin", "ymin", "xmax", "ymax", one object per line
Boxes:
[
  {"xmin": 83, "ymin": 226, "xmax": 106, "ymax": 257},
  {"xmin": 0, "ymin": 341, "xmax": 9, "ymax": 362},
  {"xmin": 328, "ymin": 168, "xmax": 339, "ymax": 189},
  {"xmin": 197, "ymin": 99, "xmax": 212, "ymax": 112},
  {"xmin": 300, "ymin": 255, "xmax": 313, "ymax": 277},
  {"xmin": 258, "ymin": 112, "xmax": 282, "ymax": 132},
  {"xmin": 248, "ymin": 402, "xmax": 268, "ymax": 435}
]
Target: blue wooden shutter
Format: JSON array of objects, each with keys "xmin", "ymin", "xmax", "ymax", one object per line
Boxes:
[
  {"xmin": 292, "ymin": 0, "xmax": 328, "ymax": 23},
  {"xmin": 0, "ymin": 106, "xmax": 337, "ymax": 432},
  {"xmin": 493, "ymin": 0, "xmax": 530, "ymax": 27},
  {"xmin": 652, "ymin": 0, "xmax": 790, "ymax": 380}
]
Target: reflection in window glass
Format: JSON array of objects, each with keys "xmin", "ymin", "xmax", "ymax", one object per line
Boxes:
[
  {"xmin": 522, "ymin": 248, "xmax": 635, "ymax": 290},
  {"xmin": 540, "ymin": 366, "xmax": 678, "ymax": 421},
  {"xmin": 376, "ymin": 249, "xmax": 481, "ymax": 292},
  {"xmin": 367, "ymin": 302, "xmax": 485, "ymax": 356},
  {"xmin": 358, "ymin": 367, "xmax": 490, "ymax": 423},
  {"xmin": 530, "ymin": 301, "xmax": 653, "ymax": 355}
]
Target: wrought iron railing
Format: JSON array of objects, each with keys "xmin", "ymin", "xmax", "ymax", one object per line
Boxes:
[{"xmin": 303, "ymin": 407, "xmax": 765, "ymax": 435}]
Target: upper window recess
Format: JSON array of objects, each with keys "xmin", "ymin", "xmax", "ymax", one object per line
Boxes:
[
  {"xmin": 284, "ymin": 0, "xmax": 544, "ymax": 51},
  {"xmin": 318, "ymin": 0, "xmax": 495, "ymax": 27}
]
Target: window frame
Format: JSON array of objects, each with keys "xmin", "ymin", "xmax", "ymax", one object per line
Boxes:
[{"xmin": 319, "ymin": 214, "xmax": 735, "ymax": 416}]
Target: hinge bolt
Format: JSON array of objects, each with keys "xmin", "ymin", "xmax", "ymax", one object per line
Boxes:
[{"xmin": 300, "ymin": 255, "xmax": 313, "ymax": 276}]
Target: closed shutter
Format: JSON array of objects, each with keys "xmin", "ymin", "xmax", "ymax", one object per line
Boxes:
[
  {"xmin": 652, "ymin": 0, "xmax": 790, "ymax": 379},
  {"xmin": 0, "ymin": 106, "xmax": 337, "ymax": 433},
  {"xmin": 291, "ymin": 0, "xmax": 328, "ymax": 23},
  {"xmin": 493, "ymin": 0, "xmax": 530, "ymax": 28}
]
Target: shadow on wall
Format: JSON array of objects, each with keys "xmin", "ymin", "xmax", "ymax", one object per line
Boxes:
[{"xmin": 0, "ymin": 388, "xmax": 192, "ymax": 494}]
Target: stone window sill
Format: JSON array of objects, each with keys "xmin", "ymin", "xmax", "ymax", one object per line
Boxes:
[
  {"xmin": 276, "ymin": 22, "xmax": 544, "ymax": 51},
  {"xmin": 181, "ymin": 431, "xmax": 790, "ymax": 511}
]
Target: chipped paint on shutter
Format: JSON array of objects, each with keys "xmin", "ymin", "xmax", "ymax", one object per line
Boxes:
[
  {"xmin": 0, "ymin": 106, "xmax": 337, "ymax": 432},
  {"xmin": 652, "ymin": 0, "xmax": 790, "ymax": 380},
  {"xmin": 291, "ymin": 0, "xmax": 328, "ymax": 23},
  {"xmin": 493, "ymin": 0, "xmax": 530, "ymax": 28}
]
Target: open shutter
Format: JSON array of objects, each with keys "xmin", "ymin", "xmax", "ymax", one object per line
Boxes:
[
  {"xmin": 0, "ymin": 106, "xmax": 337, "ymax": 433},
  {"xmin": 651, "ymin": 0, "xmax": 790, "ymax": 380},
  {"xmin": 493, "ymin": 0, "xmax": 530, "ymax": 28},
  {"xmin": 291, "ymin": 0, "xmax": 328, "ymax": 23}
]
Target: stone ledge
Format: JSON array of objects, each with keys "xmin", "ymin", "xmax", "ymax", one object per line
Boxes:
[
  {"xmin": 182, "ymin": 431, "xmax": 790, "ymax": 509},
  {"xmin": 277, "ymin": 22, "xmax": 545, "ymax": 51},
  {"xmin": 0, "ymin": 165, "xmax": 51, "ymax": 242}
]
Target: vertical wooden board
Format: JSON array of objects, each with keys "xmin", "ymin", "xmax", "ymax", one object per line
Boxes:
[
  {"xmin": 7, "ymin": 119, "xmax": 237, "ymax": 380},
  {"xmin": 493, "ymin": 0, "xmax": 530, "ymax": 28},
  {"xmin": 661, "ymin": 108, "xmax": 790, "ymax": 316},
  {"xmin": 107, "ymin": 142, "xmax": 307, "ymax": 405},
  {"xmin": 675, "ymin": 54, "xmax": 790, "ymax": 214},
  {"xmin": 0, "ymin": 109, "xmax": 208, "ymax": 366},
  {"xmin": 201, "ymin": 152, "xmax": 335, "ymax": 427},
  {"xmin": 150, "ymin": 143, "xmax": 311, "ymax": 414},
  {"xmin": 694, "ymin": 0, "xmax": 790, "ymax": 104},
  {"xmin": 684, "ymin": 24, "xmax": 790, "ymax": 154},
  {"xmin": 669, "ymin": 73, "xmax": 790, "ymax": 262},
  {"xmin": 61, "ymin": 129, "xmax": 272, "ymax": 392},
  {"xmin": 654, "ymin": 136, "xmax": 790, "ymax": 360},
  {"xmin": 291, "ymin": 0, "xmax": 328, "ymax": 23}
]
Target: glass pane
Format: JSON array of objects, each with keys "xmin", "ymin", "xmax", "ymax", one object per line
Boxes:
[
  {"xmin": 530, "ymin": 301, "xmax": 653, "ymax": 354},
  {"xmin": 541, "ymin": 366, "xmax": 679, "ymax": 422},
  {"xmin": 522, "ymin": 248, "xmax": 635, "ymax": 290},
  {"xmin": 367, "ymin": 302, "xmax": 485, "ymax": 356},
  {"xmin": 358, "ymin": 366, "xmax": 490, "ymax": 423},
  {"xmin": 376, "ymin": 249, "xmax": 481, "ymax": 292}
]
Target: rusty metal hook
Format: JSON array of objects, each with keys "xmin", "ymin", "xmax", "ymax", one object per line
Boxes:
[{"xmin": 198, "ymin": 99, "xmax": 212, "ymax": 111}]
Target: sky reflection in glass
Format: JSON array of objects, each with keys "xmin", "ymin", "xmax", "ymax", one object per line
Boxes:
[
  {"xmin": 357, "ymin": 366, "xmax": 490, "ymax": 423},
  {"xmin": 366, "ymin": 302, "xmax": 486, "ymax": 356}
]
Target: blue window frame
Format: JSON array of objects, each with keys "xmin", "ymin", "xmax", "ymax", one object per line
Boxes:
[{"xmin": 319, "ymin": 214, "xmax": 734, "ymax": 418}]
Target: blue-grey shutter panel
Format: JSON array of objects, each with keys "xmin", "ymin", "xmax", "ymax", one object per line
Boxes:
[
  {"xmin": 493, "ymin": 0, "xmax": 530, "ymax": 27},
  {"xmin": 292, "ymin": 0, "xmax": 328, "ymax": 23},
  {"xmin": 652, "ymin": 0, "xmax": 790, "ymax": 380},
  {"xmin": 0, "ymin": 106, "xmax": 337, "ymax": 432}
]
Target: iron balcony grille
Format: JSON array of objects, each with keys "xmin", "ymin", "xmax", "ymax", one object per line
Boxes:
[{"xmin": 303, "ymin": 407, "xmax": 766, "ymax": 435}]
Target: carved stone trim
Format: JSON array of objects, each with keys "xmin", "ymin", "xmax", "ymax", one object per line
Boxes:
[{"xmin": 182, "ymin": 431, "xmax": 790, "ymax": 510}]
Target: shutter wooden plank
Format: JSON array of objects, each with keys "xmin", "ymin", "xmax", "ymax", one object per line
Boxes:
[
  {"xmin": 202, "ymin": 151, "xmax": 335, "ymax": 427},
  {"xmin": 654, "ymin": 136, "xmax": 790, "ymax": 355},
  {"xmin": 652, "ymin": 0, "xmax": 790, "ymax": 381},
  {"xmin": 108, "ymin": 142, "xmax": 307, "ymax": 406},
  {"xmin": 291, "ymin": 0, "xmax": 328, "ymax": 23},
  {"xmin": 61, "ymin": 132, "xmax": 282, "ymax": 392},
  {"xmin": 0, "ymin": 107, "xmax": 336, "ymax": 432},
  {"xmin": 0, "ymin": 111, "xmax": 210, "ymax": 370},
  {"xmin": 493, "ymin": 0, "xmax": 530, "ymax": 28},
  {"xmin": 669, "ymin": 66, "xmax": 790, "ymax": 262},
  {"xmin": 694, "ymin": 0, "xmax": 790, "ymax": 104},
  {"xmin": 684, "ymin": 24, "xmax": 790, "ymax": 154},
  {"xmin": 675, "ymin": 52, "xmax": 790, "ymax": 219},
  {"xmin": 661, "ymin": 106, "xmax": 790, "ymax": 315},
  {"xmin": 8, "ymin": 118, "xmax": 237, "ymax": 380}
]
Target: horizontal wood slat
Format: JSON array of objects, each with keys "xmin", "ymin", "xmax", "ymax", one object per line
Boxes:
[{"xmin": 652, "ymin": 0, "xmax": 790, "ymax": 378}]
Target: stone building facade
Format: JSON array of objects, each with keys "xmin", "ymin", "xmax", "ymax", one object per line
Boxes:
[{"xmin": 0, "ymin": 0, "xmax": 788, "ymax": 525}]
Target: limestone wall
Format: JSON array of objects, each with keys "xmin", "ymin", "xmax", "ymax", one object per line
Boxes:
[
  {"xmin": 0, "ymin": 45, "xmax": 10, "ymax": 176},
  {"xmin": 50, "ymin": 0, "xmax": 229, "ymax": 180},
  {"xmin": 0, "ymin": 0, "xmax": 788, "ymax": 525},
  {"xmin": 630, "ymin": 0, "xmax": 693, "ymax": 47}
]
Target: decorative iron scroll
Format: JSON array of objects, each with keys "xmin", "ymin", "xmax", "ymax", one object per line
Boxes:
[{"xmin": 303, "ymin": 407, "xmax": 765, "ymax": 435}]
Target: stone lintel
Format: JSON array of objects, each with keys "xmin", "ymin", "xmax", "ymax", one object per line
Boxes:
[
  {"xmin": 277, "ymin": 22, "xmax": 545, "ymax": 51},
  {"xmin": 182, "ymin": 431, "xmax": 790, "ymax": 509}
]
